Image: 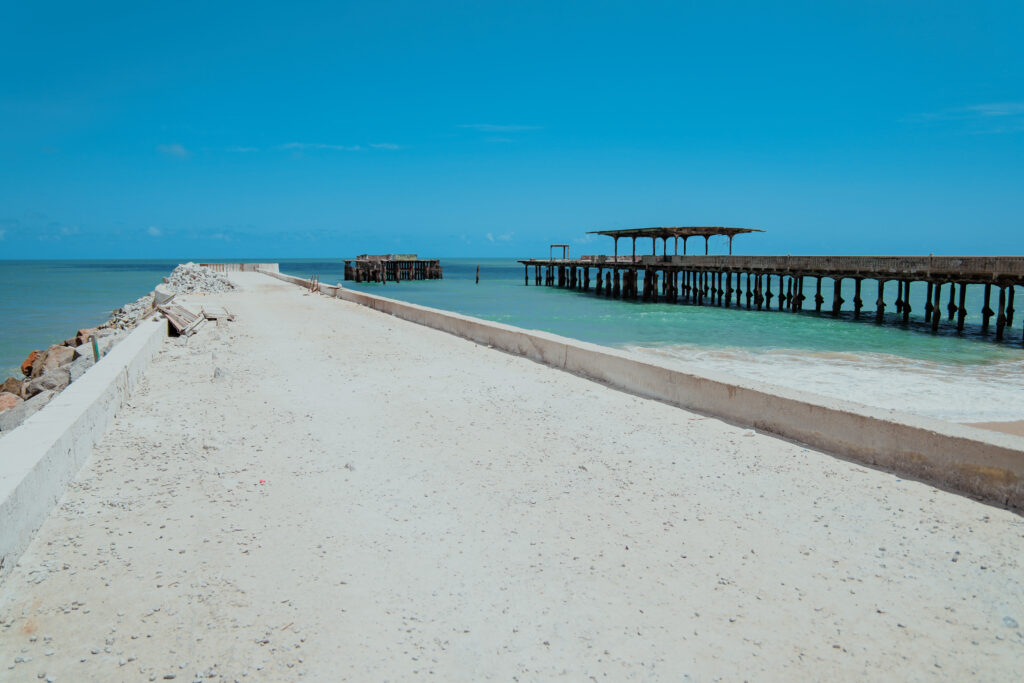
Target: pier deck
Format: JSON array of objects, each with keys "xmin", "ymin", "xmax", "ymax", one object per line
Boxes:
[{"xmin": 518, "ymin": 253, "xmax": 1024, "ymax": 342}]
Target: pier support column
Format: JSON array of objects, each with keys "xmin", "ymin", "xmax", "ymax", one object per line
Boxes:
[
  {"xmin": 613, "ymin": 270, "xmax": 621, "ymax": 298},
  {"xmin": 745, "ymin": 274, "xmax": 752, "ymax": 309},
  {"xmin": 931, "ymin": 282, "xmax": 942, "ymax": 332},
  {"xmin": 895, "ymin": 281, "xmax": 904, "ymax": 314},
  {"xmin": 946, "ymin": 281, "xmax": 957, "ymax": 321},
  {"xmin": 853, "ymin": 278, "xmax": 863, "ymax": 316},
  {"xmin": 524, "ymin": 264, "xmax": 529, "ymax": 285},
  {"xmin": 876, "ymin": 280, "xmax": 886, "ymax": 321},
  {"xmin": 755, "ymin": 275, "xmax": 764, "ymax": 310},
  {"xmin": 815, "ymin": 277, "xmax": 824, "ymax": 313},
  {"xmin": 925, "ymin": 282, "xmax": 934, "ymax": 322},
  {"xmin": 795, "ymin": 276, "xmax": 805, "ymax": 311},
  {"xmin": 725, "ymin": 272, "xmax": 733, "ymax": 308},
  {"xmin": 832, "ymin": 278, "xmax": 844, "ymax": 316},
  {"xmin": 903, "ymin": 282, "xmax": 912, "ymax": 323},
  {"xmin": 786, "ymin": 277, "xmax": 794, "ymax": 311},
  {"xmin": 595, "ymin": 268, "xmax": 602, "ymax": 295},
  {"xmin": 982, "ymin": 284, "xmax": 994, "ymax": 333},
  {"xmin": 765, "ymin": 275, "xmax": 773, "ymax": 309},
  {"xmin": 996, "ymin": 286, "xmax": 1007, "ymax": 341},
  {"xmin": 1007, "ymin": 287, "xmax": 1015, "ymax": 326},
  {"xmin": 957, "ymin": 283, "xmax": 968, "ymax": 332}
]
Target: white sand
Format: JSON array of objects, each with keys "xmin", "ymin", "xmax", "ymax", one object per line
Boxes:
[{"xmin": 1, "ymin": 272, "xmax": 1022, "ymax": 681}]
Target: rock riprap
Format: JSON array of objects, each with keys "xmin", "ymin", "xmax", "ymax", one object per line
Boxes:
[
  {"xmin": 1, "ymin": 262, "xmax": 236, "ymax": 435},
  {"xmin": 164, "ymin": 262, "xmax": 236, "ymax": 294}
]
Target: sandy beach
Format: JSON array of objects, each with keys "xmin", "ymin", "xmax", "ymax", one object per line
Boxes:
[{"xmin": 1, "ymin": 272, "xmax": 1022, "ymax": 681}]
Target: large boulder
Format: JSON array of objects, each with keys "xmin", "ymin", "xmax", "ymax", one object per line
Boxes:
[
  {"xmin": 31, "ymin": 345, "xmax": 75, "ymax": 377},
  {"xmin": 0, "ymin": 376, "xmax": 23, "ymax": 396},
  {"xmin": 23, "ymin": 368, "xmax": 71, "ymax": 398},
  {"xmin": 21, "ymin": 350, "xmax": 40, "ymax": 377},
  {"xmin": 76, "ymin": 327, "xmax": 99, "ymax": 346},
  {"xmin": 0, "ymin": 390, "xmax": 55, "ymax": 433},
  {"xmin": 0, "ymin": 392, "xmax": 22, "ymax": 412},
  {"xmin": 68, "ymin": 354, "xmax": 95, "ymax": 382},
  {"xmin": 72, "ymin": 331, "xmax": 122, "ymax": 361}
]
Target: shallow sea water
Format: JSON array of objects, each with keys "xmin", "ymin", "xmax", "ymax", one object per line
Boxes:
[{"xmin": 2, "ymin": 258, "xmax": 1022, "ymax": 421}]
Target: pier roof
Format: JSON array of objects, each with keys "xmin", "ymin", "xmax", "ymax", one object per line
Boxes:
[{"xmin": 587, "ymin": 226, "xmax": 763, "ymax": 239}]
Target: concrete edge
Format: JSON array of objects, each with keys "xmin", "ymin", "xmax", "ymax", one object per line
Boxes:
[
  {"xmin": 260, "ymin": 269, "xmax": 1024, "ymax": 509},
  {"xmin": 0, "ymin": 317, "xmax": 166, "ymax": 578}
]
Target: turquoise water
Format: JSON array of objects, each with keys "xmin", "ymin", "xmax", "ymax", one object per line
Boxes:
[
  {"xmin": 298, "ymin": 258, "xmax": 1023, "ymax": 363},
  {"xmin": 2, "ymin": 258, "xmax": 1022, "ymax": 420}
]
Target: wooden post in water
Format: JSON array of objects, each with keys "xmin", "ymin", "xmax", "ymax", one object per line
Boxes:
[
  {"xmin": 853, "ymin": 278, "xmax": 863, "ymax": 316},
  {"xmin": 832, "ymin": 277, "xmax": 843, "ymax": 315},
  {"xmin": 745, "ymin": 273, "xmax": 753, "ymax": 309},
  {"xmin": 876, "ymin": 280, "xmax": 886, "ymax": 321},
  {"xmin": 524, "ymin": 264, "xmax": 528, "ymax": 285},
  {"xmin": 931, "ymin": 282, "xmax": 942, "ymax": 332},
  {"xmin": 946, "ymin": 281, "xmax": 957, "ymax": 321},
  {"xmin": 924, "ymin": 282, "xmax": 934, "ymax": 322},
  {"xmin": 982, "ymin": 284, "xmax": 993, "ymax": 332},
  {"xmin": 903, "ymin": 281, "xmax": 912, "ymax": 323},
  {"xmin": 765, "ymin": 275, "xmax": 773, "ymax": 309},
  {"xmin": 815, "ymin": 277, "xmax": 824, "ymax": 313},
  {"xmin": 957, "ymin": 283, "xmax": 968, "ymax": 332},
  {"xmin": 1007, "ymin": 287, "xmax": 1016, "ymax": 326},
  {"xmin": 996, "ymin": 286, "xmax": 1007, "ymax": 341}
]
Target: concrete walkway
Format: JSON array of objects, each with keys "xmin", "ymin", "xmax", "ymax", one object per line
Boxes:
[{"xmin": 1, "ymin": 272, "xmax": 1021, "ymax": 681}]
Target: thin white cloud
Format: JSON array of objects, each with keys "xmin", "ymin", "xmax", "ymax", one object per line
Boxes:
[
  {"xmin": 459, "ymin": 124, "xmax": 540, "ymax": 132},
  {"xmin": 486, "ymin": 232, "xmax": 514, "ymax": 243},
  {"xmin": 962, "ymin": 102, "xmax": 1024, "ymax": 117},
  {"xmin": 157, "ymin": 143, "xmax": 189, "ymax": 158},
  {"xmin": 147, "ymin": 226, "xmax": 162, "ymax": 237},
  {"xmin": 369, "ymin": 143, "xmax": 402, "ymax": 150},
  {"xmin": 911, "ymin": 102, "xmax": 1024, "ymax": 133},
  {"xmin": 278, "ymin": 142, "xmax": 362, "ymax": 151}
]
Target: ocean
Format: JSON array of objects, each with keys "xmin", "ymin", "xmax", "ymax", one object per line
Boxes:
[{"xmin": 2, "ymin": 258, "xmax": 1022, "ymax": 422}]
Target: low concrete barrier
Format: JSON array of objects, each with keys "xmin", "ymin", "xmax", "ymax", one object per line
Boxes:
[
  {"xmin": 261, "ymin": 270, "xmax": 1024, "ymax": 509},
  {"xmin": 0, "ymin": 318, "xmax": 166, "ymax": 578}
]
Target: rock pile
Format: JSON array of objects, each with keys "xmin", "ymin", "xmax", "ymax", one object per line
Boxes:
[
  {"xmin": 107, "ymin": 293, "xmax": 156, "ymax": 329},
  {"xmin": 164, "ymin": 262, "xmax": 235, "ymax": 294}
]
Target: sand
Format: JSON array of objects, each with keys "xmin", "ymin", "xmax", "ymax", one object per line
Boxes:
[
  {"xmin": 965, "ymin": 420, "xmax": 1024, "ymax": 438},
  {"xmin": 1, "ymin": 272, "xmax": 1021, "ymax": 681}
]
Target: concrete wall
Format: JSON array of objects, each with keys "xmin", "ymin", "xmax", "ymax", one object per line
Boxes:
[
  {"xmin": 262, "ymin": 269, "xmax": 1024, "ymax": 509},
  {"xmin": 0, "ymin": 318, "xmax": 166, "ymax": 578}
]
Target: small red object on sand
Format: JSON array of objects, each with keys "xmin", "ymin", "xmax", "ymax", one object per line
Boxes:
[{"xmin": 259, "ymin": 479, "xmax": 266, "ymax": 484}]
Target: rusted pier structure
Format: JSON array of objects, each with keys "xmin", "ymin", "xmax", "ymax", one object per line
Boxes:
[
  {"xmin": 344, "ymin": 254, "xmax": 442, "ymax": 283},
  {"xmin": 519, "ymin": 227, "xmax": 1024, "ymax": 344}
]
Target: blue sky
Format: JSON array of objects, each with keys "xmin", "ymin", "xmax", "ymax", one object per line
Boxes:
[{"xmin": 1, "ymin": 1, "xmax": 1022, "ymax": 258}]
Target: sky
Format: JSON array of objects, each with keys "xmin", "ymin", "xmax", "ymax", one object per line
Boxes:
[{"xmin": 1, "ymin": 0, "xmax": 1022, "ymax": 259}]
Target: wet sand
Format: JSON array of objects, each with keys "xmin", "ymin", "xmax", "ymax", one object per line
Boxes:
[{"xmin": 1, "ymin": 272, "xmax": 1022, "ymax": 680}]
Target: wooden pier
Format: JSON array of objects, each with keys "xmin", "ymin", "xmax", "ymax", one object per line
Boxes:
[
  {"xmin": 519, "ymin": 227, "xmax": 1024, "ymax": 344},
  {"xmin": 344, "ymin": 254, "xmax": 442, "ymax": 283}
]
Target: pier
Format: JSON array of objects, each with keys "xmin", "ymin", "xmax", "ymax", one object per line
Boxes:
[
  {"xmin": 344, "ymin": 254, "xmax": 442, "ymax": 283},
  {"xmin": 520, "ymin": 227, "xmax": 1024, "ymax": 344}
]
